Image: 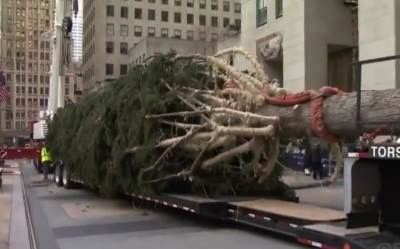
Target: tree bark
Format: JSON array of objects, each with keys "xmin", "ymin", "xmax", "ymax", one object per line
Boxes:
[{"xmin": 256, "ymin": 89, "xmax": 400, "ymax": 139}]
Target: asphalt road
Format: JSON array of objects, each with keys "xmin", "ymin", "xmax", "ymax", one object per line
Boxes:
[{"xmin": 20, "ymin": 161, "xmax": 305, "ymax": 249}]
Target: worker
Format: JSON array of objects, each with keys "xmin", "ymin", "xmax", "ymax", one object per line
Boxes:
[
  {"xmin": 41, "ymin": 144, "xmax": 52, "ymax": 180},
  {"xmin": 303, "ymin": 138, "xmax": 312, "ymax": 176},
  {"xmin": 311, "ymin": 143, "xmax": 323, "ymax": 180}
]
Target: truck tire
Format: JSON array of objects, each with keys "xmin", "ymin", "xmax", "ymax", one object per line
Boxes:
[
  {"xmin": 62, "ymin": 166, "xmax": 73, "ymax": 189},
  {"xmin": 54, "ymin": 162, "xmax": 64, "ymax": 187}
]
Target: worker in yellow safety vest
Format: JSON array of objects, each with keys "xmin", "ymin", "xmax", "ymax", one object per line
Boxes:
[{"xmin": 41, "ymin": 144, "xmax": 52, "ymax": 180}]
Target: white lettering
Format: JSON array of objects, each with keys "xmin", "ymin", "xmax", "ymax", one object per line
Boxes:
[
  {"xmin": 388, "ymin": 147, "xmax": 395, "ymax": 158},
  {"xmin": 378, "ymin": 147, "xmax": 387, "ymax": 158},
  {"xmin": 371, "ymin": 146, "xmax": 378, "ymax": 157},
  {"xmin": 397, "ymin": 147, "xmax": 400, "ymax": 159}
]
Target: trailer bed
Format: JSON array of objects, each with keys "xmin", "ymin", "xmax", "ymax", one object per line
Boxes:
[
  {"xmin": 130, "ymin": 192, "xmax": 400, "ymax": 249},
  {"xmin": 230, "ymin": 199, "xmax": 346, "ymax": 223}
]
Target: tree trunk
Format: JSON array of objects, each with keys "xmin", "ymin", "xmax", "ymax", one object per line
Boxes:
[{"xmin": 256, "ymin": 89, "xmax": 400, "ymax": 139}]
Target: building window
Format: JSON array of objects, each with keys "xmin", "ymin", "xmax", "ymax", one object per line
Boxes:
[
  {"xmin": 121, "ymin": 6, "xmax": 129, "ymax": 18},
  {"xmin": 120, "ymin": 25, "xmax": 129, "ymax": 37},
  {"xmin": 187, "ymin": 0, "xmax": 194, "ymax": 7},
  {"xmin": 148, "ymin": 0, "xmax": 155, "ymax": 3},
  {"xmin": 199, "ymin": 32, "xmax": 206, "ymax": 41},
  {"xmin": 107, "ymin": 5, "xmax": 114, "ymax": 17},
  {"xmin": 161, "ymin": 28, "xmax": 168, "ymax": 37},
  {"xmin": 235, "ymin": 3, "xmax": 241, "ymax": 13},
  {"xmin": 276, "ymin": 0, "xmax": 283, "ymax": 18},
  {"xmin": 135, "ymin": 8, "xmax": 142, "ymax": 19},
  {"xmin": 120, "ymin": 64, "xmax": 128, "ymax": 75},
  {"xmin": 134, "ymin": 26, "xmax": 142, "ymax": 37},
  {"xmin": 120, "ymin": 42, "xmax": 128, "ymax": 54},
  {"xmin": 199, "ymin": 15, "xmax": 206, "ymax": 26},
  {"xmin": 106, "ymin": 64, "xmax": 114, "ymax": 75},
  {"xmin": 187, "ymin": 14, "xmax": 194, "ymax": 25},
  {"xmin": 148, "ymin": 27, "xmax": 156, "ymax": 36},
  {"xmin": 175, "ymin": 0, "xmax": 181, "ymax": 6},
  {"xmin": 211, "ymin": 0, "xmax": 218, "ymax": 10},
  {"xmin": 257, "ymin": 0, "xmax": 268, "ymax": 27},
  {"xmin": 235, "ymin": 19, "xmax": 241, "ymax": 28},
  {"xmin": 211, "ymin": 16, "xmax": 218, "ymax": 27},
  {"xmin": 174, "ymin": 29, "xmax": 181, "ymax": 39},
  {"xmin": 187, "ymin": 30, "xmax": 194, "ymax": 40},
  {"xmin": 174, "ymin": 12, "xmax": 181, "ymax": 23},
  {"xmin": 148, "ymin": 9, "xmax": 156, "ymax": 20},
  {"xmin": 211, "ymin": 33, "xmax": 219, "ymax": 41},
  {"xmin": 223, "ymin": 18, "xmax": 230, "ymax": 27},
  {"xmin": 199, "ymin": 0, "xmax": 206, "ymax": 9},
  {"xmin": 161, "ymin": 11, "xmax": 169, "ymax": 22},
  {"xmin": 106, "ymin": 23, "xmax": 114, "ymax": 36},
  {"xmin": 223, "ymin": 1, "xmax": 230, "ymax": 12},
  {"xmin": 162, "ymin": 0, "xmax": 168, "ymax": 4}
]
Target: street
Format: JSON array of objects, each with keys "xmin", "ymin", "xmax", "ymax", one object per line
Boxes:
[{"xmin": 12, "ymin": 160, "xmax": 304, "ymax": 249}]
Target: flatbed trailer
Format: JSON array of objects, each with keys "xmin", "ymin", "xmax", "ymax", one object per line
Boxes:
[
  {"xmin": 50, "ymin": 148, "xmax": 400, "ymax": 249},
  {"xmin": 127, "ymin": 192, "xmax": 397, "ymax": 249}
]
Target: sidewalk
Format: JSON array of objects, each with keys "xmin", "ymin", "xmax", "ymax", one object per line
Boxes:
[
  {"xmin": 280, "ymin": 168, "xmax": 341, "ymax": 189},
  {"xmin": 0, "ymin": 160, "xmax": 30, "ymax": 249},
  {"xmin": 0, "ymin": 175, "xmax": 13, "ymax": 249}
]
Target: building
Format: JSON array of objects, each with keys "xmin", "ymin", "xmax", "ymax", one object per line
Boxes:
[
  {"xmin": 358, "ymin": 0, "xmax": 400, "ymax": 90},
  {"xmin": 218, "ymin": 0, "xmax": 356, "ymax": 93},
  {"xmin": 72, "ymin": 0, "xmax": 83, "ymax": 63},
  {"xmin": 82, "ymin": 0, "xmax": 242, "ymax": 92},
  {"xmin": 129, "ymin": 36, "xmax": 216, "ymax": 67},
  {"xmin": 0, "ymin": 0, "xmax": 76, "ymax": 135}
]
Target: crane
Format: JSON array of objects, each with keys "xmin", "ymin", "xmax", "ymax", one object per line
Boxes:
[{"xmin": 47, "ymin": 0, "xmax": 77, "ymax": 115}]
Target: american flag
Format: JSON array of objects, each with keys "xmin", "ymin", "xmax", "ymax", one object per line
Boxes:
[{"xmin": 0, "ymin": 71, "xmax": 9, "ymax": 104}]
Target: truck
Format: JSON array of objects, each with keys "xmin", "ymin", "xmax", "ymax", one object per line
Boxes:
[
  {"xmin": 47, "ymin": 145, "xmax": 399, "ymax": 249},
  {"xmin": 35, "ymin": 0, "xmax": 400, "ymax": 247}
]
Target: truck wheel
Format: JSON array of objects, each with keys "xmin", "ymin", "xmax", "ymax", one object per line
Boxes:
[
  {"xmin": 62, "ymin": 166, "xmax": 73, "ymax": 189},
  {"xmin": 54, "ymin": 163, "xmax": 64, "ymax": 187}
]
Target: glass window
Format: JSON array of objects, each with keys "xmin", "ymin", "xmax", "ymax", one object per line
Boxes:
[
  {"xmin": 223, "ymin": 1, "xmax": 230, "ymax": 12},
  {"xmin": 162, "ymin": 0, "xmax": 168, "ymax": 4},
  {"xmin": 120, "ymin": 25, "xmax": 129, "ymax": 37},
  {"xmin": 174, "ymin": 29, "xmax": 181, "ymax": 39},
  {"xmin": 276, "ymin": 0, "xmax": 283, "ymax": 18},
  {"xmin": 148, "ymin": 9, "xmax": 156, "ymax": 20},
  {"xmin": 134, "ymin": 26, "xmax": 142, "ymax": 37},
  {"xmin": 224, "ymin": 18, "xmax": 230, "ymax": 27},
  {"xmin": 148, "ymin": 27, "xmax": 156, "ymax": 36},
  {"xmin": 161, "ymin": 28, "xmax": 168, "ymax": 37},
  {"xmin": 106, "ymin": 42, "xmax": 114, "ymax": 54},
  {"xmin": 235, "ymin": 3, "xmax": 241, "ymax": 13},
  {"xmin": 121, "ymin": 6, "xmax": 129, "ymax": 18},
  {"xmin": 106, "ymin": 23, "xmax": 114, "ymax": 36},
  {"xmin": 120, "ymin": 64, "xmax": 128, "ymax": 75},
  {"xmin": 161, "ymin": 11, "xmax": 168, "ymax": 22},
  {"xmin": 199, "ymin": 15, "xmax": 206, "ymax": 26},
  {"xmin": 187, "ymin": 30, "xmax": 194, "ymax": 40},
  {"xmin": 174, "ymin": 12, "xmax": 181, "ymax": 23},
  {"xmin": 135, "ymin": 8, "xmax": 142, "ymax": 19},
  {"xmin": 187, "ymin": 14, "xmax": 194, "ymax": 25},
  {"xmin": 120, "ymin": 42, "xmax": 128, "ymax": 54},
  {"xmin": 257, "ymin": 0, "xmax": 267, "ymax": 27},
  {"xmin": 199, "ymin": 32, "xmax": 206, "ymax": 40},
  {"xmin": 211, "ymin": 16, "xmax": 218, "ymax": 27},
  {"xmin": 211, "ymin": 0, "xmax": 218, "ymax": 10},
  {"xmin": 199, "ymin": 0, "xmax": 206, "ymax": 9},
  {"xmin": 175, "ymin": 0, "xmax": 181, "ymax": 6},
  {"xmin": 211, "ymin": 33, "xmax": 219, "ymax": 41},
  {"xmin": 106, "ymin": 5, "xmax": 114, "ymax": 17},
  {"xmin": 187, "ymin": 0, "xmax": 194, "ymax": 7},
  {"xmin": 106, "ymin": 64, "xmax": 114, "ymax": 75}
]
